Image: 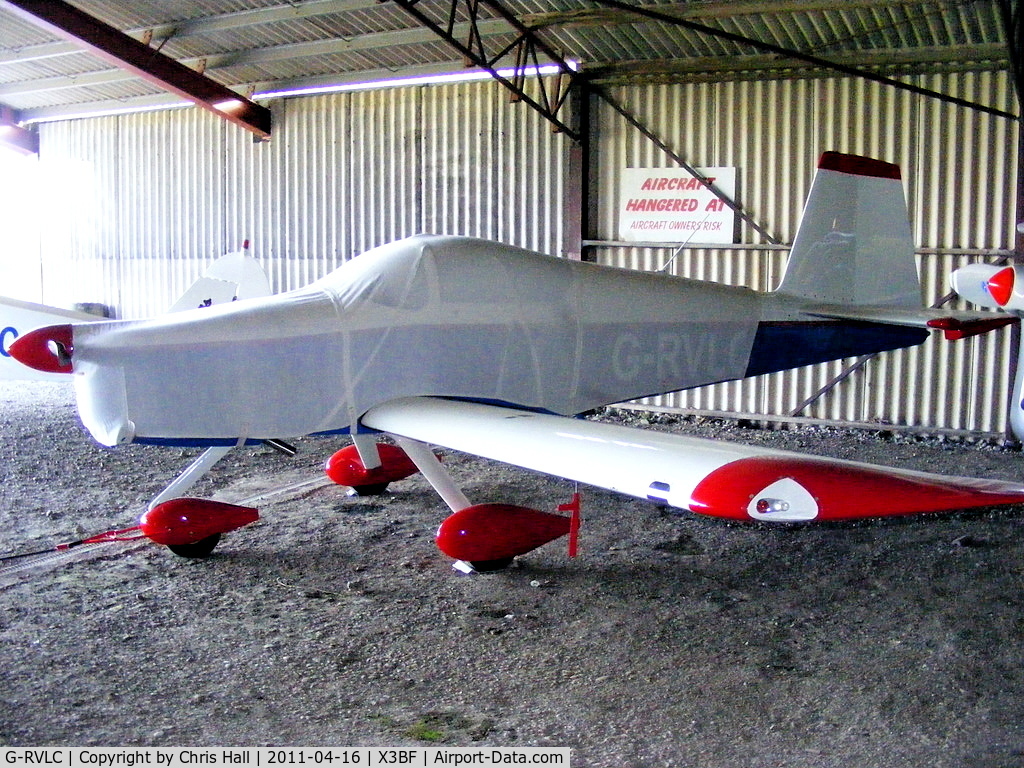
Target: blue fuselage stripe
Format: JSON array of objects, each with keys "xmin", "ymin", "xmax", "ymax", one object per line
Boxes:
[{"xmin": 744, "ymin": 321, "xmax": 928, "ymax": 378}]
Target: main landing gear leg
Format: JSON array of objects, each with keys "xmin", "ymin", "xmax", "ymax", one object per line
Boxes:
[
  {"xmin": 149, "ymin": 445, "xmax": 234, "ymax": 511},
  {"xmin": 391, "ymin": 436, "xmax": 471, "ymax": 513}
]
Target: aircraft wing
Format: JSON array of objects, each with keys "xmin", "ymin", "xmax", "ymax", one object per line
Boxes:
[
  {"xmin": 803, "ymin": 304, "xmax": 1017, "ymax": 340},
  {"xmin": 362, "ymin": 396, "xmax": 1024, "ymax": 522}
]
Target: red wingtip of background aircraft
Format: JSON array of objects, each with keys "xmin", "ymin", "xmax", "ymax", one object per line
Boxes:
[{"xmin": 8, "ymin": 324, "xmax": 74, "ymax": 374}]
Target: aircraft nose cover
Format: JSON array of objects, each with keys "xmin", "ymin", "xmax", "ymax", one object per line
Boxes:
[
  {"xmin": 688, "ymin": 456, "xmax": 1024, "ymax": 521},
  {"xmin": 8, "ymin": 324, "xmax": 74, "ymax": 373}
]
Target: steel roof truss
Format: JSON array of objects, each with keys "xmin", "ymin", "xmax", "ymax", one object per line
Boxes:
[
  {"xmin": 588, "ymin": 0, "xmax": 1019, "ymax": 121},
  {"xmin": 388, "ymin": 0, "xmax": 581, "ymax": 140},
  {"xmin": 0, "ymin": 0, "xmax": 272, "ymax": 139}
]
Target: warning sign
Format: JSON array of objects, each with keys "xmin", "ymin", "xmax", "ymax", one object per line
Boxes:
[{"xmin": 619, "ymin": 167, "xmax": 737, "ymax": 244}]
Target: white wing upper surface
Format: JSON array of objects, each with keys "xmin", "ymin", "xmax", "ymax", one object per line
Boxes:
[
  {"xmin": 363, "ymin": 396, "xmax": 1024, "ymax": 522},
  {"xmin": 364, "ymin": 395, "xmax": 767, "ymax": 509}
]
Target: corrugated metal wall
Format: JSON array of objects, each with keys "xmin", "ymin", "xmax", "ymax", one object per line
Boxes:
[
  {"xmin": 22, "ymin": 68, "xmax": 1020, "ymax": 435},
  {"xmin": 34, "ymin": 79, "xmax": 566, "ymax": 319},
  {"xmin": 594, "ymin": 70, "xmax": 1019, "ymax": 436}
]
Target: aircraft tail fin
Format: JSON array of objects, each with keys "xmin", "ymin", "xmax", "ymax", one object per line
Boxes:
[
  {"xmin": 168, "ymin": 240, "xmax": 272, "ymax": 312},
  {"xmin": 777, "ymin": 152, "xmax": 920, "ymax": 308}
]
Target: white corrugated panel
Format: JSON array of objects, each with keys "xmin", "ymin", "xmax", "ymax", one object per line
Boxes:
[
  {"xmin": 595, "ymin": 70, "xmax": 1019, "ymax": 436},
  {"xmin": 34, "ymin": 116, "xmax": 123, "ymax": 314},
  {"xmin": 27, "ymin": 67, "xmax": 1018, "ymax": 435},
  {"xmin": 36, "ymin": 77, "xmax": 566, "ymax": 315}
]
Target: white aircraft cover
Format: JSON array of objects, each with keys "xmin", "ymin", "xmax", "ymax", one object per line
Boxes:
[{"xmin": 69, "ymin": 235, "xmax": 764, "ymax": 445}]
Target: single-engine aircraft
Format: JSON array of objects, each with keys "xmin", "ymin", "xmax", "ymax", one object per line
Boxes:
[{"xmin": 11, "ymin": 152, "xmax": 1024, "ymax": 570}]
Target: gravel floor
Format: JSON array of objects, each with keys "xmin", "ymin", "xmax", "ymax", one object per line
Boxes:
[{"xmin": 2, "ymin": 381, "xmax": 1024, "ymax": 767}]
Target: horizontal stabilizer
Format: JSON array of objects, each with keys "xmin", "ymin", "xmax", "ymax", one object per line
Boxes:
[
  {"xmin": 363, "ymin": 397, "xmax": 1024, "ymax": 522},
  {"xmin": 804, "ymin": 305, "xmax": 1018, "ymax": 340}
]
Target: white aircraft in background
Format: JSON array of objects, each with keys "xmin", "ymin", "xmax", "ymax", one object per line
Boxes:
[
  {"xmin": 1, "ymin": 298, "xmax": 98, "ymax": 381},
  {"xmin": 952, "ymin": 258, "xmax": 1024, "ymax": 442},
  {"xmin": 1, "ymin": 241, "xmax": 271, "ymax": 381},
  {"xmin": 11, "ymin": 153, "xmax": 1024, "ymax": 570}
]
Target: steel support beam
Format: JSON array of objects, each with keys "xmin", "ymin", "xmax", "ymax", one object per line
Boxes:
[
  {"xmin": 584, "ymin": 45, "xmax": 1012, "ymax": 84},
  {"xmin": 0, "ymin": 0, "xmax": 272, "ymax": 140},
  {"xmin": 998, "ymin": 0, "xmax": 1024, "ymax": 108},
  {"xmin": 0, "ymin": 0, "xmax": 383, "ymax": 66},
  {"xmin": 383, "ymin": 0, "xmax": 801, "ymax": 244},
  {"xmin": 0, "ymin": 19, "xmax": 511, "ymax": 99},
  {"xmin": 564, "ymin": 85, "xmax": 598, "ymax": 261},
  {"xmin": 593, "ymin": 87, "xmax": 779, "ymax": 245}
]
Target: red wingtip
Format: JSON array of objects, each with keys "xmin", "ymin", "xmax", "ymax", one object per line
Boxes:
[
  {"xmin": 818, "ymin": 151, "xmax": 901, "ymax": 180},
  {"xmin": 690, "ymin": 456, "xmax": 1024, "ymax": 522},
  {"xmin": 8, "ymin": 324, "xmax": 74, "ymax": 373}
]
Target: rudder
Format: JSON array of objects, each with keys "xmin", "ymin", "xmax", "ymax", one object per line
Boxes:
[{"xmin": 777, "ymin": 151, "xmax": 920, "ymax": 308}]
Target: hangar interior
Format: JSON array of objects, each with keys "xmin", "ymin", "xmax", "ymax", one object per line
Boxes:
[{"xmin": 0, "ymin": 0, "xmax": 1020, "ymax": 437}]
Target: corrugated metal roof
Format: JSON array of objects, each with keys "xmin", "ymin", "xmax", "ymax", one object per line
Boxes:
[{"xmin": 0, "ymin": 0, "xmax": 1014, "ymax": 123}]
